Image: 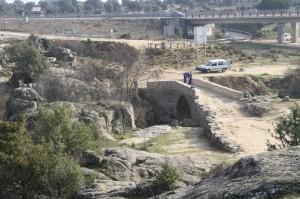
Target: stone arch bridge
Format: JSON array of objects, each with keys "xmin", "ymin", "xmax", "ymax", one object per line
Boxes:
[
  {"xmin": 145, "ymin": 79, "xmax": 243, "ymax": 126},
  {"xmin": 143, "ymin": 79, "xmax": 244, "ymax": 152},
  {"xmin": 145, "ymin": 81, "xmax": 201, "ymax": 126}
]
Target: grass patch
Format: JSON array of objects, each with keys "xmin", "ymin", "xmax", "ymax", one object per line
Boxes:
[
  {"xmin": 235, "ymin": 41, "xmax": 298, "ymax": 51},
  {"xmin": 133, "ymin": 128, "xmax": 238, "ymax": 163},
  {"xmin": 247, "ymin": 74, "xmax": 283, "ymax": 95},
  {"xmin": 113, "ymin": 132, "xmax": 134, "ymax": 141},
  {"xmin": 284, "ymin": 193, "xmax": 300, "ymax": 199},
  {"xmin": 135, "ymin": 132, "xmax": 175, "ymax": 154},
  {"xmin": 84, "ymin": 171, "xmax": 102, "ymax": 185},
  {"xmin": 146, "ymin": 41, "xmax": 300, "ymax": 71},
  {"xmin": 0, "ymin": 69, "xmax": 13, "ymax": 78}
]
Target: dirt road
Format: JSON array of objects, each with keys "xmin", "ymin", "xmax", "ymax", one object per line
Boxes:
[{"xmin": 0, "ymin": 31, "xmax": 160, "ymax": 49}]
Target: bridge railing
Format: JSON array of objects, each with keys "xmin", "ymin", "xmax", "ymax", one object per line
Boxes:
[
  {"xmin": 5, "ymin": 9, "xmax": 299, "ymax": 19},
  {"xmin": 8, "ymin": 12, "xmax": 174, "ymax": 19},
  {"xmin": 223, "ymin": 28, "xmax": 252, "ymax": 39},
  {"xmin": 186, "ymin": 9, "xmax": 300, "ymax": 19}
]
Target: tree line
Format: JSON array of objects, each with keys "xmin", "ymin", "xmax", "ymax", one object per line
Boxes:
[{"xmin": 0, "ymin": 0, "xmax": 296, "ymax": 16}]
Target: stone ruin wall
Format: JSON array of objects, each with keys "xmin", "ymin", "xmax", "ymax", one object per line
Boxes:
[{"xmin": 145, "ymin": 80, "xmax": 241, "ymax": 152}]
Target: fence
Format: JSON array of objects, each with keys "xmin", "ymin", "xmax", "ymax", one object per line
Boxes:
[{"xmin": 148, "ymin": 42, "xmax": 194, "ymax": 49}]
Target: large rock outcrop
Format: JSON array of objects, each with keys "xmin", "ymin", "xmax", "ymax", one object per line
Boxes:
[
  {"xmin": 157, "ymin": 146, "xmax": 300, "ymax": 199},
  {"xmin": 78, "ymin": 101, "xmax": 135, "ymax": 134},
  {"xmin": 241, "ymin": 96, "xmax": 283, "ymax": 117},
  {"xmin": 5, "ymin": 87, "xmax": 46, "ymax": 121},
  {"xmin": 78, "ymin": 147, "xmax": 220, "ymax": 199},
  {"xmin": 45, "ymin": 47, "xmax": 77, "ymax": 65},
  {"xmin": 4, "ymin": 86, "xmax": 135, "ymax": 134},
  {"xmin": 33, "ymin": 68, "xmax": 111, "ymax": 103}
]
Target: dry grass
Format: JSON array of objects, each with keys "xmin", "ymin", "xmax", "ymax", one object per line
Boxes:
[
  {"xmin": 146, "ymin": 44, "xmax": 255, "ymax": 70},
  {"xmin": 1, "ymin": 18, "xmax": 163, "ymax": 40}
]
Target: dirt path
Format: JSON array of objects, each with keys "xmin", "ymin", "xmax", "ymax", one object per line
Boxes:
[
  {"xmin": 0, "ymin": 31, "xmax": 162, "ymax": 49},
  {"xmin": 196, "ymin": 86, "xmax": 279, "ymax": 155}
]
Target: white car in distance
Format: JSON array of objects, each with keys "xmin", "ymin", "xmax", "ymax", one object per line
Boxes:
[
  {"xmin": 284, "ymin": 33, "xmax": 292, "ymax": 41},
  {"xmin": 196, "ymin": 59, "xmax": 232, "ymax": 73}
]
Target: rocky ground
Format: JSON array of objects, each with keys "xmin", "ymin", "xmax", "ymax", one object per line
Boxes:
[
  {"xmin": 157, "ymin": 146, "xmax": 300, "ymax": 199},
  {"xmin": 78, "ymin": 147, "xmax": 221, "ymax": 198}
]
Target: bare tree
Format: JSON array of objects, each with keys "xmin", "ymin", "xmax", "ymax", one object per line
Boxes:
[{"xmin": 106, "ymin": 44, "xmax": 160, "ymax": 101}]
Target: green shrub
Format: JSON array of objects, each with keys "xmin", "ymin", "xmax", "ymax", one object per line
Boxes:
[
  {"xmin": 278, "ymin": 66, "xmax": 300, "ymax": 98},
  {"xmin": 146, "ymin": 48, "xmax": 165, "ymax": 56},
  {"xmin": 0, "ymin": 117, "xmax": 32, "ymax": 198},
  {"xmin": 37, "ymin": 152, "xmax": 84, "ymax": 198},
  {"xmin": 31, "ymin": 104, "xmax": 104, "ymax": 158},
  {"xmin": 5, "ymin": 41, "xmax": 49, "ymax": 84},
  {"xmin": 153, "ymin": 162, "xmax": 180, "ymax": 190},
  {"xmin": 130, "ymin": 142, "xmax": 136, "ymax": 148},
  {"xmin": 268, "ymin": 104, "xmax": 300, "ymax": 150},
  {"xmin": 120, "ymin": 33, "xmax": 131, "ymax": 39},
  {"xmin": 0, "ymin": 117, "xmax": 84, "ymax": 199}
]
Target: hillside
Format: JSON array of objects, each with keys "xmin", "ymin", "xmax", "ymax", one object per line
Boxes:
[{"xmin": 2, "ymin": 18, "xmax": 164, "ymax": 40}]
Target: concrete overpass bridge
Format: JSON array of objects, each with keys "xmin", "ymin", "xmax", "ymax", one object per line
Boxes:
[
  {"xmin": 181, "ymin": 9, "xmax": 300, "ymax": 44},
  {"xmin": 22, "ymin": 9, "xmax": 300, "ymax": 44}
]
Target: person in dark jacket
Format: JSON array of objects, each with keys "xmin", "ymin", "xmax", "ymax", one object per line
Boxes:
[
  {"xmin": 188, "ymin": 71, "xmax": 192, "ymax": 85},
  {"xmin": 183, "ymin": 72, "xmax": 188, "ymax": 83}
]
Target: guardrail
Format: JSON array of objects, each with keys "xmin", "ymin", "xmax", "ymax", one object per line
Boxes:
[
  {"xmin": 3, "ymin": 9, "xmax": 299, "ymax": 19},
  {"xmin": 187, "ymin": 9, "xmax": 300, "ymax": 19},
  {"xmin": 2, "ymin": 12, "xmax": 175, "ymax": 19},
  {"xmin": 224, "ymin": 28, "xmax": 252, "ymax": 39}
]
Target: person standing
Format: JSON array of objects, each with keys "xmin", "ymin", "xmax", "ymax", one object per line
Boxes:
[
  {"xmin": 188, "ymin": 71, "xmax": 192, "ymax": 85},
  {"xmin": 186, "ymin": 72, "xmax": 190, "ymax": 84},
  {"xmin": 183, "ymin": 72, "xmax": 187, "ymax": 83}
]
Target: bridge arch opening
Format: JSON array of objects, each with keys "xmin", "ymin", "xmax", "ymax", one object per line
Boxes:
[{"xmin": 176, "ymin": 96, "xmax": 192, "ymax": 121}]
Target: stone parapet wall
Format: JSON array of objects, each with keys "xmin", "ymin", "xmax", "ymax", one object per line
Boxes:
[
  {"xmin": 193, "ymin": 78, "xmax": 244, "ymax": 100},
  {"xmin": 147, "ymin": 81, "xmax": 199, "ymax": 100},
  {"xmin": 195, "ymin": 101, "xmax": 241, "ymax": 152}
]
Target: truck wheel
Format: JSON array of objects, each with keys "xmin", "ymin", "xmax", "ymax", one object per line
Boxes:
[
  {"xmin": 222, "ymin": 68, "xmax": 226, "ymax": 72},
  {"xmin": 207, "ymin": 69, "xmax": 211, "ymax": 73}
]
